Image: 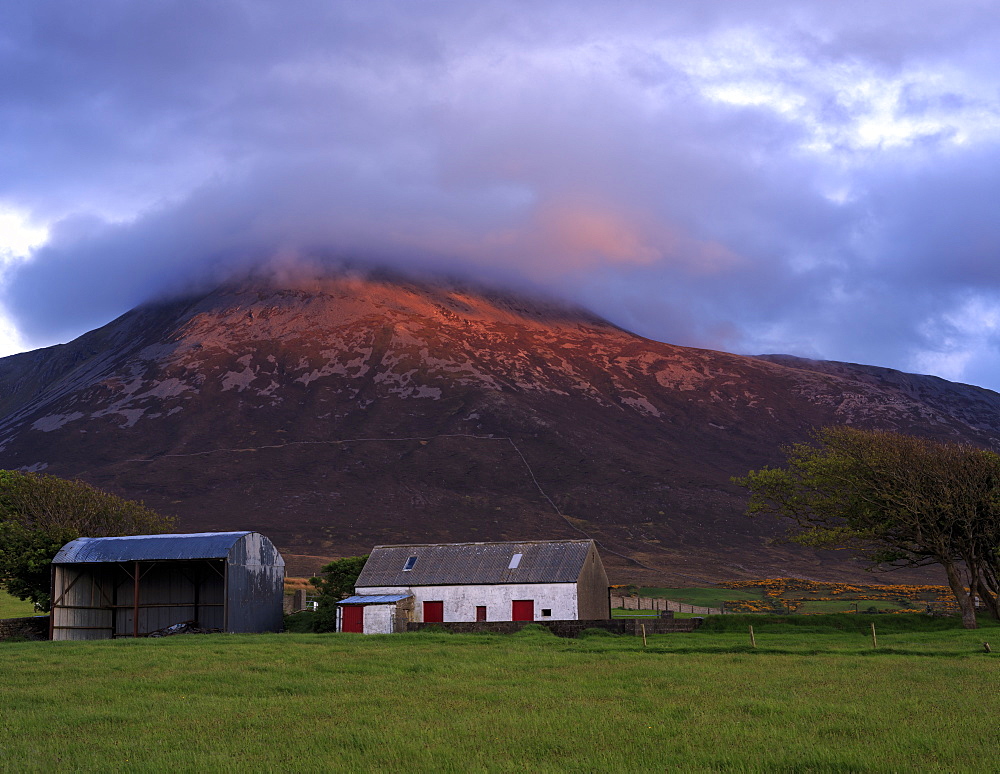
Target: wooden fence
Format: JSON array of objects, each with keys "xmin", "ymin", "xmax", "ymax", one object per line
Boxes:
[{"xmin": 610, "ymin": 594, "xmax": 723, "ymax": 616}]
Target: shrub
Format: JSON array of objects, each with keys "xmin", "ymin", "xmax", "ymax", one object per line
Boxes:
[
  {"xmin": 309, "ymin": 554, "xmax": 369, "ymax": 633},
  {"xmin": 282, "ymin": 611, "xmax": 318, "ymax": 633},
  {"xmin": 0, "ymin": 470, "xmax": 173, "ymax": 610}
]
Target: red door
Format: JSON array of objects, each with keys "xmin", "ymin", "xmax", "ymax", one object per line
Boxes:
[
  {"xmin": 512, "ymin": 600, "xmax": 534, "ymax": 621},
  {"xmin": 423, "ymin": 601, "xmax": 444, "ymax": 622},
  {"xmin": 342, "ymin": 605, "xmax": 364, "ymax": 633},
  {"xmin": 476, "ymin": 606, "xmax": 487, "ymax": 622}
]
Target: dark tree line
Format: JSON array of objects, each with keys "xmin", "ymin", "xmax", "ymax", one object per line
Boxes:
[{"xmin": 734, "ymin": 427, "xmax": 1000, "ymax": 629}]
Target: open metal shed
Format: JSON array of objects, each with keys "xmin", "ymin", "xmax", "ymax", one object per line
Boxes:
[{"xmin": 50, "ymin": 531, "xmax": 285, "ymax": 640}]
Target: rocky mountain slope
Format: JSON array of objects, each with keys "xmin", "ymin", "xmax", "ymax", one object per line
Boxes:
[{"xmin": 3, "ymin": 273, "xmax": 999, "ymax": 583}]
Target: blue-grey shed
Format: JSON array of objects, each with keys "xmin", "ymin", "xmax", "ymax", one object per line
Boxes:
[{"xmin": 50, "ymin": 531, "xmax": 284, "ymax": 640}]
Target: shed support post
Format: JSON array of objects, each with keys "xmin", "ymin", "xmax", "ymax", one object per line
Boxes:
[
  {"xmin": 193, "ymin": 564, "xmax": 200, "ymax": 626},
  {"xmin": 133, "ymin": 561, "xmax": 140, "ymax": 638},
  {"xmin": 49, "ymin": 564, "xmax": 56, "ymax": 640}
]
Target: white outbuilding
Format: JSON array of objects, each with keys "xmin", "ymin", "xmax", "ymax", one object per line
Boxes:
[{"xmin": 337, "ymin": 539, "xmax": 609, "ymax": 634}]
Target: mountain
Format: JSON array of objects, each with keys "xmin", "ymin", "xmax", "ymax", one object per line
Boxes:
[{"xmin": 3, "ymin": 272, "xmax": 1000, "ymax": 583}]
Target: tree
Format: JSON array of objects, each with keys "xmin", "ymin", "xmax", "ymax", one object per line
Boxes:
[
  {"xmin": 0, "ymin": 470, "xmax": 174, "ymax": 610},
  {"xmin": 732, "ymin": 427, "xmax": 1000, "ymax": 629},
  {"xmin": 309, "ymin": 554, "xmax": 369, "ymax": 632}
]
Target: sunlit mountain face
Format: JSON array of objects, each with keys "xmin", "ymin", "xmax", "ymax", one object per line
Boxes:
[{"xmin": 3, "ymin": 271, "xmax": 999, "ymax": 583}]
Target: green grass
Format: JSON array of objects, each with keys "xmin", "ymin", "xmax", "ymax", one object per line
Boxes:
[
  {"xmin": 638, "ymin": 583, "xmax": 956, "ymax": 615},
  {"xmin": 796, "ymin": 599, "xmax": 921, "ymax": 614},
  {"xmin": 696, "ymin": 612, "xmax": 999, "ymax": 635},
  {"xmin": 3, "ymin": 617, "xmax": 1000, "ymax": 771},
  {"xmin": 0, "ymin": 591, "xmax": 37, "ymax": 619}
]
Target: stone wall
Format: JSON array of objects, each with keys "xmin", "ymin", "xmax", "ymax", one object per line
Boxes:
[
  {"xmin": 283, "ymin": 589, "xmax": 310, "ymax": 614},
  {"xmin": 405, "ymin": 617, "xmax": 702, "ymax": 637},
  {"xmin": 0, "ymin": 616, "xmax": 49, "ymax": 641}
]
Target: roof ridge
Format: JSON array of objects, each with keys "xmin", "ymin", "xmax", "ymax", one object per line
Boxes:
[
  {"xmin": 371, "ymin": 539, "xmax": 592, "ymax": 549},
  {"xmin": 74, "ymin": 531, "xmax": 253, "ymax": 540}
]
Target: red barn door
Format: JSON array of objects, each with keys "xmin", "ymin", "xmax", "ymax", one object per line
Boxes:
[
  {"xmin": 512, "ymin": 600, "xmax": 534, "ymax": 621},
  {"xmin": 342, "ymin": 605, "xmax": 364, "ymax": 633},
  {"xmin": 423, "ymin": 601, "xmax": 444, "ymax": 622}
]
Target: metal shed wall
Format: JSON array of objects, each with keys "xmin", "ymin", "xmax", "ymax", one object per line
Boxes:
[
  {"xmin": 225, "ymin": 532, "xmax": 285, "ymax": 633},
  {"xmin": 50, "ymin": 565, "xmax": 115, "ymax": 640}
]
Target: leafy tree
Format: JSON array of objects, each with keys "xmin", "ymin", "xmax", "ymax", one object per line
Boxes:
[
  {"xmin": 0, "ymin": 470, "xmax": 174, "ymax": 610},
  {"xmin": 733, "ymin": 427, "xmax": 1000, "ymax": 629},
  {"xmin": 309, "ymin": 554, "xmax": 369, "ymax": 632}
]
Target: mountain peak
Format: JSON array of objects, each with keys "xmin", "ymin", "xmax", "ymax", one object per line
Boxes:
[{"xmin": 2, "ymin": 271, "xmax": 999, "ymax": 583}]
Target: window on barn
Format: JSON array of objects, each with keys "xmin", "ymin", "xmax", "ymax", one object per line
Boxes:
[
  {"xmin": 508, "ymin": 553, "xmax": 522, "ymax": 569},
  {"xmin": 541, "ymin": 609, "xmax": 552, "ymax": 617},
  {"xmin": 403, "ymin": 556, "xmax": 418, "ymax": 571}
]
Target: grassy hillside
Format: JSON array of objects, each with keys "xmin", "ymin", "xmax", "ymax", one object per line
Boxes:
[
  {"xmin": 0, "ymin": 591, "xmax": 36, "ymax": 619},
  {"xmin": 2, "ymin": 619, "xmax": 999, "ymax": 771},
  {"xmin": 637, "ymin": 579, "xmax": 959, "ymax": 615},
  {"xmin": 637, "ymin": 586, "xmax": 762, "ymax": 608}
]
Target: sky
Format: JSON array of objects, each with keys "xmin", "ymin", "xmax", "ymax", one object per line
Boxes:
[{"xmin": 2, "ymin": 1, "xmax": 1000, "ymax": 390}]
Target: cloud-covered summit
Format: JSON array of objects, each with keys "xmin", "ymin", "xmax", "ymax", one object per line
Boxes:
[{"xmin": 2, "ymin": 1, "xmax": 1000, "ymax": 389}]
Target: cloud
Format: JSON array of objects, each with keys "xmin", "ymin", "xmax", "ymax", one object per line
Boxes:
[{"xmin": 3, "ymin": 1, "xmax": 1000, "ymax": 390}]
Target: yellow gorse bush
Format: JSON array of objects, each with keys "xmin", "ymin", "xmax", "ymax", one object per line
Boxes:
[{"xmin": 718, "ymin": 578, "xmax": 960, "ymax": 614}]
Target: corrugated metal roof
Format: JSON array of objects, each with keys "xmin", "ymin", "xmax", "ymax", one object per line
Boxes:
[
  {"xmin": 52, "ymin": 532, "xmax": 253, "ymax": 563},
  {"xmin": 355, "ymin": 540, "xmax": 595, "ymax": 587},
  {"xmin": 338, "ymin": 594, "xmax": 412, "ymax": 605}
]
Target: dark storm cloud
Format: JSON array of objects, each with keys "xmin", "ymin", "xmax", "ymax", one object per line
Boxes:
[{"xmin": 3, "ymin": 1, "xmax": 1000, "ymax": 388}]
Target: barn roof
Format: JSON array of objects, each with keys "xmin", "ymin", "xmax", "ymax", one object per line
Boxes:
[
  {"xmin": 52, "ymin": 532, "xmax": 254, "ymax": 563},
  {"xmin": 338, "ymin": 594, "xmax": 413, "ymax": 605},
  {"xmin": 355, "ymin": 540, "xmax": 597, "ymax": 587}
]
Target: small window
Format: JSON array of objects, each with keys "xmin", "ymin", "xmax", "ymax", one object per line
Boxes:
[
  {"xmin": 508, "ymin": 553, "xmax": 523, "ymax": 569},
  {"xmin": 541, "ymin": 609, "xmax": 552, "ymax": 617},
  {"xmin": 403, "ymin": 556, "xmax": 418, "ymax": 571}
]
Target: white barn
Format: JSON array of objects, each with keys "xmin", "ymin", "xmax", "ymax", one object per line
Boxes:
[{"xmin": 337, "ymin": 539, "xmax": 610, "ymax": 634}]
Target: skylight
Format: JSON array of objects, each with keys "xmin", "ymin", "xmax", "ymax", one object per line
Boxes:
[
  {"xmin": 403, "ymin": 556, "xmax": 418, "ymax": 571},
  {"xmin": 508, "ymin": 553, "xmax": 522, "ymax": 569}
]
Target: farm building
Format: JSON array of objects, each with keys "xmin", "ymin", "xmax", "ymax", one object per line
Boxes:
[
  {"xmin": 49, "ymin": 531, "xmax": 284, "ymax": 640},
  {"xmin": 337, "ymin": 539, "xmax": 609, "ymax": 633}
]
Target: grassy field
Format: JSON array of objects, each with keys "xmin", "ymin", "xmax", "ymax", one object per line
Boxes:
[
  {"xmin": 0, "ymin": 591, "xmax": 37, "ymax": 619},
  {"xmin": 638, "ymin": 580, "xmax": 958, "ymax": 615},
  {"xmin": 795, "ymin": 599, "xmax": 916, "ymax": 614},
  {"xmin": 638, "ymin": 586, "xmax": 763, "ymax": 608},
  {"xmin": 3, "ymin": 616, "xmax": 1000, "ymax": 772}
]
